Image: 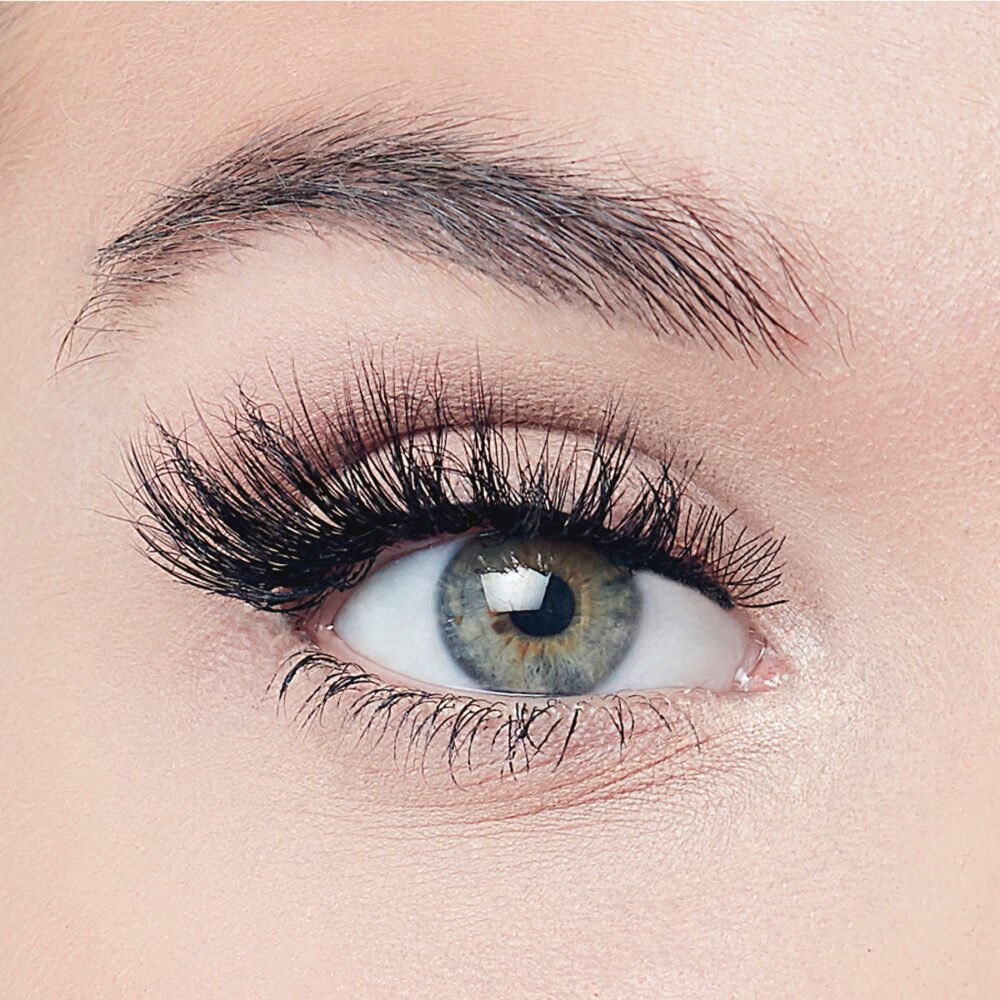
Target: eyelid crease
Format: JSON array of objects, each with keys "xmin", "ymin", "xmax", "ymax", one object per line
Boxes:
[{"xmin": 124, "ymin": 359, "xmax": 785, "ymax": 617}]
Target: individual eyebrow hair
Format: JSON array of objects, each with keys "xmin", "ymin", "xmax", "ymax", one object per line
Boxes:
[{"xmin": 59, "ymin": 108, "xmax": 820, "ymax": 370}]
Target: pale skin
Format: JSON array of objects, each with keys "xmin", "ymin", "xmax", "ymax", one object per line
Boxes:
[{"xmin": 1, "ymin": 4, "xmax": 998, "ymax": 998}]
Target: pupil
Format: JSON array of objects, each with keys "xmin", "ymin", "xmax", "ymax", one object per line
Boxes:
[{"xmin": 508, "ymin": 574, "xmax": 576, "ymax": 637}]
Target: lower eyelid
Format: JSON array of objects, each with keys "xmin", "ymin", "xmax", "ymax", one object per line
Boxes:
[
  {"xmin": 272, "ymin": 650, "xmax": 795, "ymax": 825},
  {"xmin": 275, "ymin": 632, "xmax": 787, "ymax": 800}
]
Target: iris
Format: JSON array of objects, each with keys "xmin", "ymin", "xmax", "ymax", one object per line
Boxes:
[{"xmin": 438, "ymin": 537, "xmax": 640, "ymax": 695}]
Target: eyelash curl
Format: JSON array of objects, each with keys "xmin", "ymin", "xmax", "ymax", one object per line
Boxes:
[{"xmin": 124, "ymin": 361, "xmax": 785, "ymax": 777}]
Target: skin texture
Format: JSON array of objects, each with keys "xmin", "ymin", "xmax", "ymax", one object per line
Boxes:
[{"xmin": 1, "ymin": 3, "xmax": 998, "ymax": 998}]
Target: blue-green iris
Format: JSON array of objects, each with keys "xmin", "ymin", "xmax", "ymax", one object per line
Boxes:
[{"xmin": 438, "ymin": 536, "xmax": 640, "ymax": 695}]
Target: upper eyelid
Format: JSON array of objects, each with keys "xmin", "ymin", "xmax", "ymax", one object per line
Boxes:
[
  {"xmin": 57, "ymin": 107, "xmax": 823, "ymax": 373},
  {"xmin": 124, "ymin": 361, "xmax": 785, "ymax": 613}
]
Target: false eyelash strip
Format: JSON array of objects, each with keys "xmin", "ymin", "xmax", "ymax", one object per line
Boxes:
[{"xmin": 125, "ymin": 360, "xmax": 785, "ymax": 615}]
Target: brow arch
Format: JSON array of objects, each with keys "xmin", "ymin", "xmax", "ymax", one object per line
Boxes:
[{"xmin": 58, "ymin": 108, "xmax": 821, "ymax": 372}]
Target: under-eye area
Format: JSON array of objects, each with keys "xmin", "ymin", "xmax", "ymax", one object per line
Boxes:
[
  {"xmin": 124, "ymin": 360, "xmax": 789, "ymax": 780},
  {"xmin": 274, "ymin": 649, "xmax": 746, "ymax": 786}
]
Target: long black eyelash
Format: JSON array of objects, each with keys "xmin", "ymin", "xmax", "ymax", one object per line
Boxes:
[{"xmin": 125, "ymin": 362, "xmax": 784, "ymax": 616}]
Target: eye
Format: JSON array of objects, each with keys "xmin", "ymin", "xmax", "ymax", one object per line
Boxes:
[
  {"xmin": 128, "ymin": 365, "xmax": 789, "ymax": 778},
  {"xmin": 309, "ymin": 534, "xmax": 757, "ymax": 696}
]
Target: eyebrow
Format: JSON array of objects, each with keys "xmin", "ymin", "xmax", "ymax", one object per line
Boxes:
[{"xmin": 59, "ymin": 109, "xmax": 817, "ymax": 370}]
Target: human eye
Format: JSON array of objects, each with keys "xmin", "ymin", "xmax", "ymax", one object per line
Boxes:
[
  {"xmin": 127, "ymin": 361, "xmax": 788, "ymax": 778},
  {"xmin": 315, "ymin": 534, "xmax": 757, "ymax": 698}
]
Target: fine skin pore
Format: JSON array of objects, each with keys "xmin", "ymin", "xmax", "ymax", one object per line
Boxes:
[{"xmin": 0, "ymin": 4, "xmax": 998, "ymax": 999}]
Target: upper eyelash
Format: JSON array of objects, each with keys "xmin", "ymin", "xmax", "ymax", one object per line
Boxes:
[{"xmin": 124, "ymin": 361, "xmax": 785, "ymax": 615}]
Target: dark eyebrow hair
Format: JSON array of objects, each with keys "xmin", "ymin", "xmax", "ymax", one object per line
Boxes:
[{"xmin": 59, "ymin": 109, "xmax": 819, "ymax": 370}]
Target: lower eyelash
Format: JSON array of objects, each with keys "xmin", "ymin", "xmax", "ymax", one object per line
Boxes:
[{"xmin": 277, "ymin": 648, "xmax": 705, "ymax": 780}]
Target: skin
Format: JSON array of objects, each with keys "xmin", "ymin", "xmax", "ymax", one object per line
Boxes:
[{"xmin": 1, "ymin": 3, "xmax": 998, "ymax": 997}]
